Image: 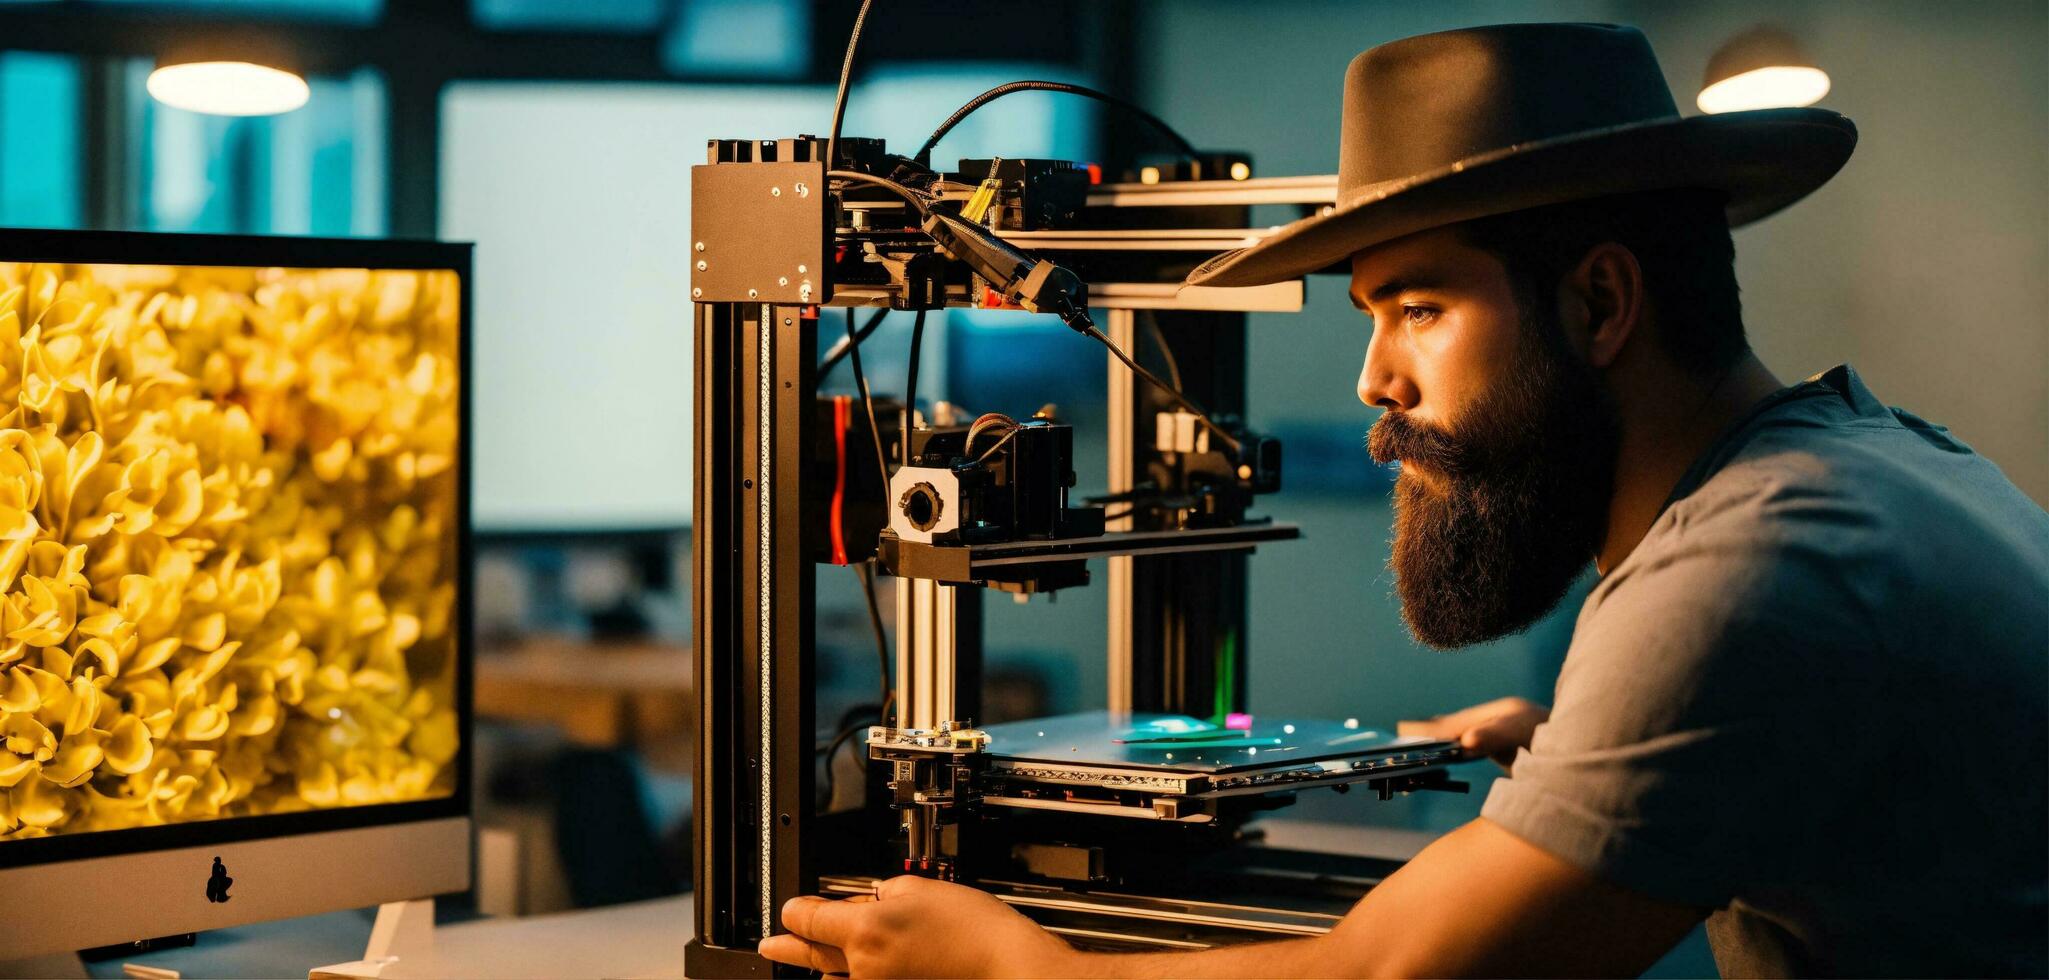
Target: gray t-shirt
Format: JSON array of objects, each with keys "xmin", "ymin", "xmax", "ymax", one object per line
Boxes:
[{"xmin": 1482, "ymin": 365, "xmax": 2048, "ymax": 977}]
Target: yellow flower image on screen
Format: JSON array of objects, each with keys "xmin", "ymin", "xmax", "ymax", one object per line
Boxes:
[{"xmin": 0, "ymin": 263, "xmax": 460, "ymax": 838}]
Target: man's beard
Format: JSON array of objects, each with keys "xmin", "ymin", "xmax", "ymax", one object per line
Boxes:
[{"xmin": 1366, "ymin": 306, "xmax": 1620, "ymax": 649}]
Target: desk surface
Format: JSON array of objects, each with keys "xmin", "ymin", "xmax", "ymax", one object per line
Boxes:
[
  {"xmin": 84, "ymin": 896, "xmax": 693, "ymax": 980},
  {"xmin": 79, "ymin": 821, "xmax": 1435, "ymax": 979},
  {"xmin": 385, "ymin": 895, "xmax": 691, "ymax": 979}
]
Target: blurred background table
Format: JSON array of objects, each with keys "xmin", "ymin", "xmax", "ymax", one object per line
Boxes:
[
  {"xmin": 471, "ymin": 635, "xmax": 696, "ymax": 917},
  {"xmin": 475, "ymin": 635, "xmax": 693, "ymax": 748}
]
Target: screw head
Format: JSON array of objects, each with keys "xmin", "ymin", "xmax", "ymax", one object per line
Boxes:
[
  {"xmin": 797, "ymin": 265, "xmax": 807, "ymax": 274},
  {"xmin": 694, "ymin": 241, "xmax": 704, "ymax": 252},
  {"xmin": 771, "ymin": 186, "xmax": 782, "ymax": 197},
  {"xmin": 778, "ymin": 276, "xmax": 789, "ymax": 286},
  {"xmin": 691, "ymin": 287, "xmax": 702, "ymax": 298},
  {"xmin": 795, "ymin": 182, "xmax": 809, "ymax": 197},
  {"xmin": 747, "ymin": 288, "xmax": 759, "ymax": 298},
  {"xmin": 695, "ymin": 260, "xmax": 707, "ymax": 271}
]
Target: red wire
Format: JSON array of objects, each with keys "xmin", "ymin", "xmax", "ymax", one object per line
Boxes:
[{"xmin": 830, "ymin": 395, "xmax": 850, "ymax": 565}]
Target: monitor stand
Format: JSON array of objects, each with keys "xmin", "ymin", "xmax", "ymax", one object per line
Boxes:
[{"xmin": 307, "ymin": 899, "xmax": 436, "ymax": 979}]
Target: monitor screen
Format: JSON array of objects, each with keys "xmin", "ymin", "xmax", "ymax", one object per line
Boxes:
[{"xmin": 0, "ymin": 252, "xmax": 463, "ymax": 843}]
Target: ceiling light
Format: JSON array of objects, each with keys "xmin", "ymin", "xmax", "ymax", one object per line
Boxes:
[
  {"xmin": 148, "ymin": 45, "xmax": 309, "ymax": 117},
  {"xmin": 1698, "ymin": 25, "xmax": 1830, "ymax": 115}
]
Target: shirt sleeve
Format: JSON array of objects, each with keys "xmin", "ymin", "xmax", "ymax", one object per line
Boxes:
[{"xmin": 1481, "ymin": 483, "xmax": 1888, "ymax": 909}]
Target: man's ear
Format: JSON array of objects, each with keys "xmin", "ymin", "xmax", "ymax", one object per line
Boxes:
[{"xmin": 1561, "ymin": 242, "xmax": 1645, "ymax": 369}]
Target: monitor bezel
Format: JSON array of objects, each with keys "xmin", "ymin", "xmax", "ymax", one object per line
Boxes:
[{"xmin": 0, "ymin": 228, "xmax": 474, "ymax": 870}]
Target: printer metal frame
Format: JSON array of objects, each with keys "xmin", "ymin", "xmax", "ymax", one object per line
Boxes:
[{"xmin": 686, "ymin": 145, "xmax": 1452, "ymax": 975}]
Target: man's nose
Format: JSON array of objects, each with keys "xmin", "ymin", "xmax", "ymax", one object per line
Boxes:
[{"xmin": 1358, "ymin": 329, "xmax": 1415, "ymax": 411}]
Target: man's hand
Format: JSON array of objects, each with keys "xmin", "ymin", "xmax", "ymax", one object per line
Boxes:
[
  {"xmin": 758, "ymin": 875, "xmax": 1080, "ymax": 978},
  {"xmin": 1399, "ymin": 696, "xmax": 1549, "ymax": 768},
  {"xmin": 758, "ymin": 819, "xmax": 1700, "ymax": 978}
]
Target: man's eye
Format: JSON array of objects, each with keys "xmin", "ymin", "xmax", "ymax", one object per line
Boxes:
[{"xmin": 1402, "ymin": 305, "xmax": 1438, "ymax": 326}]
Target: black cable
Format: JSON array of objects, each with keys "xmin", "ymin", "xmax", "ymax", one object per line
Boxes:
[
  {"xmin": 1143, "ymin": 311, "xmax": 1185, "ymax": 392},
  {"xmin": 1082, "ymin": 321, "xmax": 1242, "ymax": 453},
  {"xmin": 816, "ymin": 558, "xmax": 897, "ymax": 813},
  {"xmin": 818, "ymin": 721, "xmax": 865, "ymax": 808},
  {"xmin": 857, "ymin": 560, "xmax": 892, "ymax": 720},
  {"xmin": 828, "ymin": 169, "xmax": 929, "ymax": 215},
  {"xmin": 902, "ymin": 308, "xmax": 926, "ymax": 466},
  {"xmin": 1083, "ymin": 484, "xmax": 1154, "ymax": 506},
  {"xmin": 824, "ymin": 0, "xmax": 872, "ymax": 172},
  {"xmin": 844, "ymin": 308, "xmax": 891, "ymax": 494},
  {"xmin": 818, "ymin": 702, "xmax": 883, "ymax": 812},
  {"xmin": 819, "ymin": 307, "xmax": 888, "ymax": 379},
  {"xmin": 815, "ymin": 703, "xmax": 880, "ymax": 754},
  {"xmin": 914, "ymin": 80, "xmax": 1200, "ymax": 166},
  {"xmin": 975, "ymin": 427, "xmax": 1020, "ymax": 463}
]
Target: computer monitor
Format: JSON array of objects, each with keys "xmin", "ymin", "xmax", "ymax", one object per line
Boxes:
[{"xmin": 0, "ymin": 230, "xmax": 472, "ymax": 959}]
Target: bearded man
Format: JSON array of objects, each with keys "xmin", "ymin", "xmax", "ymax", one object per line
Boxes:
[{"xmin": 762, "ymin": 23, "xmax": 2049, "ymax": 977}]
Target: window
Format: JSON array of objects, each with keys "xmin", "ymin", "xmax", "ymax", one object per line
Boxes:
[
  {"xmin": 442, "ymin": 82, "xmax": 834, "ymax": 531},
  {"xmin": 86, "ymin": 0, "xmax": 382, "ymax": 25},
  {"xmin": 471, "ymin": 0, "xmax": 665, "ymax": 32},
  {"xmin": 442, "ymin": 66, "xmax": 1097, "ymax": 531},
  {"xmin": 662, "ymin": 0, "xmax": 808, "ymax": 78},
  {"xmin": 129, "ymin": 61, "xmax": 387, "ymax": 235},
  {"xmin": 0, "ymin": 51, "xmax": 83, "ymax": 228}
]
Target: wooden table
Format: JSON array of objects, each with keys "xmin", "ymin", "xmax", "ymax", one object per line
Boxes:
[{"xmin": 474, "ymin": 636, "xmax": 694, "ymax": 748}]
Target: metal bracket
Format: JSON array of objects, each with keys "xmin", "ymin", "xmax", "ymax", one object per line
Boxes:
[{"xmin": 690, "ymin": 160, "xmax": 830, "ymax": 304}]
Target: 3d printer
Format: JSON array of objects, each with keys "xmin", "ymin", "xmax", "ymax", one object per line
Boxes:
[{"xmin": 685, "ymin": 53, "xmax": 1468, "ymax": 977}]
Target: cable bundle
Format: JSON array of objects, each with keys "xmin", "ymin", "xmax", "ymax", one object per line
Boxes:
[{"xmin": 963, "ymin": 413, "xmax": 1023, "ymax": 463}]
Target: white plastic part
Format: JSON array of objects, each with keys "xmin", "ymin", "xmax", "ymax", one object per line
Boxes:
[
  {"xmin": 889, "ymin": 465, "xmax": 960, "ymax": 544},
  {"xmin": 364, "ymin": 898, "xmax": 435, "ymax": 960},
  {"xmin": 308, "ymin": 899, "xmax": 433, "ymax": 979},
  {"xmin": 1153, "ymin": 411, "xmax": 1207, "ymax": 454}
]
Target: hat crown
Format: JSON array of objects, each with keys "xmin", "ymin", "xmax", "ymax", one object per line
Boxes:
[{"xmin": 1339, "ymin": 23, "xmax": 1679, "ymax": 195}]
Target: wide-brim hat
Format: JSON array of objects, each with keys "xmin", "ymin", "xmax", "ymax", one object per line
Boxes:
[{"xmin": 1185, "ymin": 23, "xmax": 1857, "ymax": 288}]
